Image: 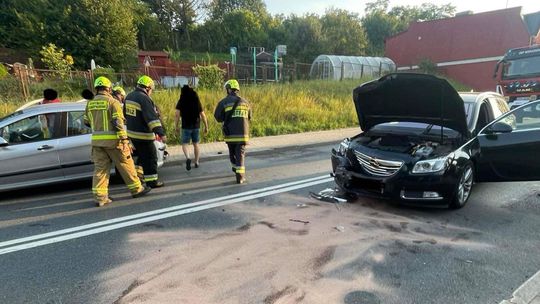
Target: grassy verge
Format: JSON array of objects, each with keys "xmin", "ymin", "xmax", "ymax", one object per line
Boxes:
[{"xmin": 153, "ymin": 79, "xmax": 363, "ymax": 144}]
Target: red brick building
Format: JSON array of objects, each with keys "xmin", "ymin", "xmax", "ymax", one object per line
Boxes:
[{"xmin": 385, "ymin": 7, "xmax": 539, "ymax": 91}]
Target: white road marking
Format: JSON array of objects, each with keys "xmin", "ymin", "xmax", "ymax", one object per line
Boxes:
[
  {"xmin": 0, "ymin": 175, "xmax": 329, "ymax": 248},
  {"xmin": 0, "ymin": 176, "xmax": 333, "ymax": 255},
  {"xmin": 499, "ymin": 269, "xmax": 540, "ymax": 304}
]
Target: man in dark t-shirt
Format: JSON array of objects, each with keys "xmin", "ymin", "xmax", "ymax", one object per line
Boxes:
[{"xmin": 175, "ymin": 85, "xmax": 208, "ymax": 170}]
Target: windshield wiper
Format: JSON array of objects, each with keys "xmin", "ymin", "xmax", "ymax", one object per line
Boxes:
[{"xmin": 422, "ymin": 124, "xmax": 434, "ymax": 135}]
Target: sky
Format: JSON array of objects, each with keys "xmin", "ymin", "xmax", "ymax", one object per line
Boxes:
[{"xmin": 265, "ymin": 0, "xmax": 540, "ymax": 17}]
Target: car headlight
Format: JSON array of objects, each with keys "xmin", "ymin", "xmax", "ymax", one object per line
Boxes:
[
  {"xmin": 412, "ymin": 154, "xmax": 453, "ymax": 174},
  {"xmin": 337, "ymin": 138, "xmax": 350, "ymax": 156}
]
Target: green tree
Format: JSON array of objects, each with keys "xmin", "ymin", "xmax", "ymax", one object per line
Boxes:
[
  {"xmin": 281, "ymin": 14, "xmax": 324, "ymax": 62},
  {"xmin": 320, "ymin": 8, "xmax": 367, "ymax": 56},
  {"xmin": 0, "ymin": 0, "xmax": 55, "ymax": 52},
  {"xmin": 51, "ymin": 0, "xmax": 139, "ymax": 69},
  {"xmin": 0, "ymin": 0, "xmax": 139, "ymax": 69},
  {"xmin": 362, "ymin": 11, "xmax": 401, "ymax": 56},
  {"xmin": 208, "ymin": 0, "xmax": 267, "ymax": 20},
  {"xmin": 140, "ymin": 0, "xmax": 207, "ymax": 49}
]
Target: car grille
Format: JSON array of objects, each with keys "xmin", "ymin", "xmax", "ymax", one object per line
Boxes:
[{"xmin": 353, "ymin": 151, "xmax": 404, "ymax": 177}]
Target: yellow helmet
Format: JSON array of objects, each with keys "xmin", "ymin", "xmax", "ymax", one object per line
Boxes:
[
  {"xmin": 94, "ymin": 76, "xmax": 112, "ymax": 88},
  {"xmin": 113, "ymin": 86, "xmax": 126, "ymax": 96},
  {"xmin": 137, "ymin": 75, "xmax": 155, "ymax": 89},
  {"xmin": 224, "ymin": 79, "xmax": 240, "ymax": 91}
]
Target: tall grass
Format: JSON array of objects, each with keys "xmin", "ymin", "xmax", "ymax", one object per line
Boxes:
[{"xmin": 152, "ymin": 79, "xmax": 364, "ymax": 144}]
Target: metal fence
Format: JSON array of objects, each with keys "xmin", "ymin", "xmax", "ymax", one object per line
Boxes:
[{"xmin": 1, "ymin": 60, "xmax": 369, "ymax": 102}]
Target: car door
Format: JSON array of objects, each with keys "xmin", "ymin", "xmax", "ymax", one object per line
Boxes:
[
  {"xmin": 57, "ymin": 110, "xmax": 94, "ymax": 179},
  {"xmin": 0, "ymin": 112, "xmax": 63, "ymax": 190},
  {"xmin": 475, "ymin": 100, "xmax": 540, "ymax": 182}
]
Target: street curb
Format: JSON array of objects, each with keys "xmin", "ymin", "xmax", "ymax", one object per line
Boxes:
[
  {"xmin": 163, "ymin": 139, "xmax": 339, "ymax": 168},
  {"xmin": 500, "ymin": 270, "xmax": 540, "ymax": 304}
]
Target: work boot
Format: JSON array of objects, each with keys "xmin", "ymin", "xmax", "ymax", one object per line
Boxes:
[
  {"xmin": 236, "ymin": 173, "xmax": 246, "ymax": 184},
  {"xmin": 147, "ymin": 180, "xmax": 165, "ymax": 188},
  {"xmin": 132, "ymin": 186, "xmax": 152, "ymax": 198},
  {"xmin": 96, "ymin": 198, "xmax": 113, "ymax": 207}
]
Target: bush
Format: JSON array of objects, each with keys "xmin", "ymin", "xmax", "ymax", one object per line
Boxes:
[
  {"xmin": 0, "ymin": 64, "xmax": 8, "ymax": 79},
  {"xmin": 39, "ymin": 43, "xmax": 74, "ymax": 78},
  {"xmin": 192, "ymin": 64, "xmax": 225, "ymax": 89},
  {"xmin": 418, "ymin": 58, "xmax": 438, "ymax": 75},
  {"xmin": 93, "ymin": 67, "xmax": 117, "ymax": 83}
]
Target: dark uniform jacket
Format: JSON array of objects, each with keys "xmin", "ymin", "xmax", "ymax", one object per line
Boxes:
[
  {"xmin": 124, "ymin": 88, "xmax": 165, "ymax": 141},
  {"xmin": 84, "ymin": 92, "xmax": 127, "ymax": 148},
  {"xmin": 214, "ymin": 93, "xmax": 251, "ymax": 143}
]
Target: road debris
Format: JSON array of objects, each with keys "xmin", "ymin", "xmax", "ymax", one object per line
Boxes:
[
  {"xmin": 289, "ymin": 219, "xmax": 310, "ymax": 224},
  {"xmin": 309, "ymin": 188, "xmax": 348, "ymax": 210},
  {"xmin": 335, "ymin": 225, "xmax": 345, "ymax": 232},
  {"xmin": 296, "ymin": 203, "xmax": 308, "ymax": 208}
]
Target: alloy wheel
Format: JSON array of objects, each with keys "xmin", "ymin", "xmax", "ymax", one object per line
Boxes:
[{"xmin": 457, "ymin": 166, "xmax": 473, "ymax": 205}]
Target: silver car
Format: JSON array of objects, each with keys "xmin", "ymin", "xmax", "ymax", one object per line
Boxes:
[{"xmin": 0, "ymin": 102, "xmax": 166, "ymax": 192}]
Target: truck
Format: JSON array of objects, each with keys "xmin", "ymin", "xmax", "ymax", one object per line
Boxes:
[{"xmin": 493, "ymin": 44, "xmax": 540, "ymax": 109}]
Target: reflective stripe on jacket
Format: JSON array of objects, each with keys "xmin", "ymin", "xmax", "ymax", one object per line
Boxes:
[
  {"xmin": 84, "ymin": 93, "xmax": 126, "ymax": 148},
  {"xmin": 124, "ymin": 88, "xmax": 165, "ymax": 141},
  {"xmin": 214, "ymin": 93, "xmax": 251, "ymax": 144}
]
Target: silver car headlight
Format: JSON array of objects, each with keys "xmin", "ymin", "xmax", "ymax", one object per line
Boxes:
[
  {"xmin": 412, "ymin": 154, "xmax": 453, "ymax": 174},
  {"xmin": 337, "ymin": 138, "xmax": 350, "ymax": 156}
]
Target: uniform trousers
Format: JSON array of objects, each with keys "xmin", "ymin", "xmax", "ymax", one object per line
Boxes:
[
  {"xmin": 227, "ymin": 143, "xmax": 246, "ymax": 178},
  {"xmin": 131, "ymin": 139, "xmax": 159, "ymax": 184},
  {"xmin": 92, "ymin": 146, "xmax": 143, "ymax": 204}
]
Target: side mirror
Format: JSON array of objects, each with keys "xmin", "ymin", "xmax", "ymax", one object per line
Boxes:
[
  {"xmin": 0, "ymin": 137, "xmax": 8, "ymax": 147},
  {"xmin": 486, "ymin": 122, "xmax": 513, "ymax": 134}
]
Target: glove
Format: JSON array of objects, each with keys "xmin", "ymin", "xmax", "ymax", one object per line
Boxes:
[{"xmin": 118, "ymin": 139, "xmax": 132, "ymax": 154}]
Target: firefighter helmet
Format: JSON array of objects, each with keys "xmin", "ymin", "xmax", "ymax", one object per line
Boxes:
[
  {"xmin": 94, "ymin": 76, "xmax": 112, "ymax": 88},
  {"xmin": 113, "ymin": 86, "xmax": 126, "ymax": 96},
  {"xmin": 224, "ymin": 79, "xmax": 240, "ymax": 91},
  {"xmin": 137, "ymin": 75, "xmax": 155, "ymax": 89}
]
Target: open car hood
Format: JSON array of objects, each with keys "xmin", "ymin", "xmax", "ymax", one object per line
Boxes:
[{"xmin": 353, "ymin": 73, "xmax": 468, "ymax": 135}]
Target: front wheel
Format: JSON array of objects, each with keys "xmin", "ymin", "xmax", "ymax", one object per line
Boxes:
[{"xmin": 449, "ymin": 163, "xmax": 474, "ymax": 209}]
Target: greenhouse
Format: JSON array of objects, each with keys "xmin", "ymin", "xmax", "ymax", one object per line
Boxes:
[{"xmin": 309, "ymin": 55, "xmax": 396, "ymax": 80}]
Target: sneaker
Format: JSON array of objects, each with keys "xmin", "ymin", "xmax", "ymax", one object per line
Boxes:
[
  {"xmin": 147, "ymin": 180, "xmax": 165, "ymax": 188},
  {"xmin": 132, "ymin": 186, "xmax": 152, "ymax": 198},
  {"xmin": 194, "ymin": 162, "xmax": 199, "ymax": 168},
  {"xmin": 186, "ymin": 159, "xmax": 192, "ymax": 171}
]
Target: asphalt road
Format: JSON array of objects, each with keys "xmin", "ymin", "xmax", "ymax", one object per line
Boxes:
[{"xmin": 1, "ymin": 144, "xmax": 539, "ymax": 304}]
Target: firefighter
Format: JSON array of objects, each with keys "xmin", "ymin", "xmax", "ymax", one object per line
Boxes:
[
  {"xmin": 125, "ymin": 75, "xmax": 167, "ymax": 188},
  {"xmin": 214, "ymin": 79, "xmax": 252, "ymax": 184},
  {"xmin": 84, "ymin": 76, "xmax": 151, "ymax": 207},
  {"xmin": 112, "ymin": 86, "xmax": 126, "ymax": 105}
]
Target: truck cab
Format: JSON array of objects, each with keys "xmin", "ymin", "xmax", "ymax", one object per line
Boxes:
[{"xmin": 493, "ymin": 45, "xmax": 540, "ymax": 108}]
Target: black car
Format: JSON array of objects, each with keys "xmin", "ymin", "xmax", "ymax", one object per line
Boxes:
[{"xmin": 331, "ymin": 73, "xmax": 540, "ymax": 209}]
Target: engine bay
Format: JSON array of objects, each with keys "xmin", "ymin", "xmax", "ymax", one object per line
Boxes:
[{"xmin": 353, "ymin": 133, "xmax": 459, "ymax": 159}]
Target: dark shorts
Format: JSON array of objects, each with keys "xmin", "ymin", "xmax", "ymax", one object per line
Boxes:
[{"xmin": 181, "ymin": 128, "xmax": 200, "ymax": 144}]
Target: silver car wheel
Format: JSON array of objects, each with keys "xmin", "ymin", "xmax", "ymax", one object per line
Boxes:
[{"xmin": 457, "ymin": 166, "xmax": 473, "ymax": 205}]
